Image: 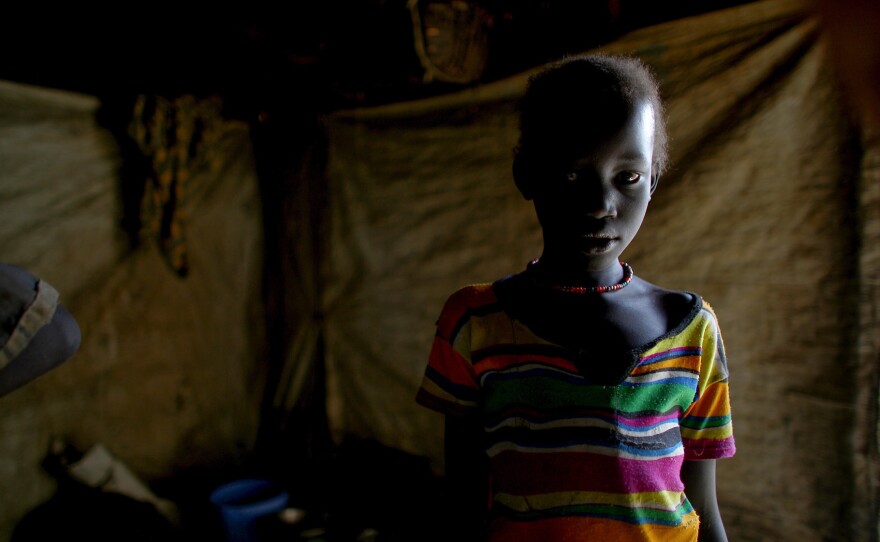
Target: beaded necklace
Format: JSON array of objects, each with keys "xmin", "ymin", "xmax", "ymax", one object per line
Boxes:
[{"xmin": 527, "ymin": 259, "xmax": 633, "ymax": 294}]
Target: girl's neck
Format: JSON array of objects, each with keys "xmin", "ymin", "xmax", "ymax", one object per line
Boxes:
[{"xmin": 530, "ymin": 252, "xmax": 626, "ymax": 287}]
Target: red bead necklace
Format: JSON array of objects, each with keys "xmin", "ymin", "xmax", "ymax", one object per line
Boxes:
[{"xmin": 527, "ymin": 259, "xmax": 633, "ymax": 294}]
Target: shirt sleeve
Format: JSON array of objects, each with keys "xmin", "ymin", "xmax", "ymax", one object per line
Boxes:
[
  {"xmin": 680, "ymin": 304, "xmax": 736, "ymax": 460},
  {"xmin": 416, "ymin": 289, "xmax": 482, "ymax": 418},
  {"xmin": 0, "ymin": 278, "xmax": 60, "ymax": 371}
]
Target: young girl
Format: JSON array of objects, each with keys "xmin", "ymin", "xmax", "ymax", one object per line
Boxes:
[{"xmin": 417, "ymin": 55, "xmax": 735, "ymax": 542}]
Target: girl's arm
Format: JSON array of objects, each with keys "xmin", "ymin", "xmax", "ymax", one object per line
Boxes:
[
  {"xmin": 681, "ymin": 459, "xmax": 728, "ymax": 542},
  {"xmin": 445, "ymin": 415, "xmax": 490, "ymax": 542}
]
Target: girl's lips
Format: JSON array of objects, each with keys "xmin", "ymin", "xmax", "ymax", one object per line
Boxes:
[{"xmin": 578, "ymin": 235, "xmax": 618, "ymax": 253}]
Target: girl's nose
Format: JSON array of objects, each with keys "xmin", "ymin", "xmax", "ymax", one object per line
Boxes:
[
  {"xmin": 585, "ymin": 203, "xmax": 617, "ymax": 220},
  {"xmin": 579, "ymin": 181, "xmax": 617, "ymax": 219}
]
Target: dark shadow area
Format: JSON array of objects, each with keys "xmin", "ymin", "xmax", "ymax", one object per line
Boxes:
[
  {"xmin": 149, "ymin": 439, "xmax": 448, "ymax": 542},
  {"xmin": 0, "ymin": 2, "xmax": 760, "ymax": 112},
  {"xmin": 12, "ymin": 484, "xmax": 181, "ymax": 542}
]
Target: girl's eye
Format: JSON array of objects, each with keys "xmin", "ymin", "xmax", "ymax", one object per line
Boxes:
[
  {"xmin": 617, "ymin": 172, "xmax": 641, "ymax": 184},
  {"xmin": 565, "ymin": 172, "xmax": 578, "ymax": 182}
]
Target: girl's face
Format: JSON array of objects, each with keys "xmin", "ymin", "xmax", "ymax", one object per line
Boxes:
[{"xmin": 529, "ymin": 100, "xmax": 655, "ymax": 272}]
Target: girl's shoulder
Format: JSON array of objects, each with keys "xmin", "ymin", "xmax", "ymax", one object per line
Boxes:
[
  {"xmin": 442, "ymin": 283, "xmax": 498, "ymax": 313},
  {"xmin": 633, "ymin": 278, "xmax": 726, "ymax": 338},
  {"xmin": 628, "ymin": 277, "xmax": 699, "ymax": 317},
  {"xmin": 435, "ymin": 283, "xmax": 501, "ymax": 337},
  {"xmin": 628, "ymin": 278, "xmax": 724, "ymax": 341}
]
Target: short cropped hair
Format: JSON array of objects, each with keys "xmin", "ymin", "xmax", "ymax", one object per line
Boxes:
[{"xmin": 517, "ymin": 54, "xmax": 669, "ymax": 178}]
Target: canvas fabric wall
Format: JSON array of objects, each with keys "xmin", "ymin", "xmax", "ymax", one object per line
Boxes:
[
  {"xmin": 320, "ymin": 1, "xmax": 878, "ymax": 540},
  {"xmin": 0, "ymin": 82, "xmax": 265, "ymax": 540}
]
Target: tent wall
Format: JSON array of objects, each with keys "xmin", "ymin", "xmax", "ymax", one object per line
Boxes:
[
  {"xmin": 320, "ymin": 1, "xmax": 877, "ymax": 540},
  {"xmin": 857, "ymin": 130, "xmax": 880, "ymax": 541},
  {"xmin": 0, "ymin": 82, "xmax": 265, "ymax": 540}
]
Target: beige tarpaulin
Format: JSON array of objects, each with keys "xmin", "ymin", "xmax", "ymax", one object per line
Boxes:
[
  {"xmin": 321, "ymin": 1, "xmax": 879, "ymax": 540},
  {"xmin": 0, "ymin": 83, "xmax": 265, "ymax": 539}
]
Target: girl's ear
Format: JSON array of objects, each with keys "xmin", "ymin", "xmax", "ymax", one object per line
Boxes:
[
  {"xmin": 650, "ymin": 173, "xmax": 660, "ymax": 195},
  {"xmin": 513, "ymin": 152, "xmax": 535, "ymax": 200}
]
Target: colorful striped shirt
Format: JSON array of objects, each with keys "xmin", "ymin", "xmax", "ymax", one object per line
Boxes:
[{"xmin": 417, "ymin": 283, "xmax": 735, "ymax": 542}]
